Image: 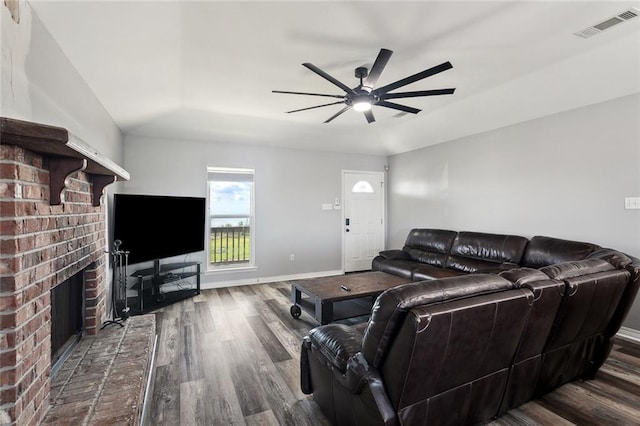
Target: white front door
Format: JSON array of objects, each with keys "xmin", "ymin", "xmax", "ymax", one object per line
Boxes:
[{"xmin": 343, "ymin": 171, "xmax": 385, "ymax": 272}]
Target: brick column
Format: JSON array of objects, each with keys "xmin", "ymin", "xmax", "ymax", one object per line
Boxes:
[
  {"xmin": 84, "ymin": 260, "xmax": 107, "ymax": 336},
  {"xmin": 0, "ymin": 145, "xmax": 108, "ymax": 425}
]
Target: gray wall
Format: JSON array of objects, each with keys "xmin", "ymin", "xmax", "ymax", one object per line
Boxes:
[
  {"xmin": 1, "ymin": 2, "xmax": 123, "ymax": 164},
  {"xmin": 387, "ymin": 94, "xmax": 640, "ymax": 330},
  {"xmin": 122, "ymin": 135, "xmax": 386, "ymax": 286}
]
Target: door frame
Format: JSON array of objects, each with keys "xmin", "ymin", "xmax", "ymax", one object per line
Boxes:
[{"xmin": 341, "ymin": 169, "xmax": 386, "ymax": 273}]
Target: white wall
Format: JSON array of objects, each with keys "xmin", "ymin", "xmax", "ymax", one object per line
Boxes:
[
  {"xmin": 122, "ymin": 135, "xmax": 386, "ymax": 286},
  {"xmin": 387, "ymin": 93, "xmax": 640, "ymax": 330}
]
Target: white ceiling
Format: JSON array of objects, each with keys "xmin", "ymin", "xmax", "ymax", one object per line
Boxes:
[{"xmin": 30, "ymin": 1, "xmax": 640, "ymax": 155}]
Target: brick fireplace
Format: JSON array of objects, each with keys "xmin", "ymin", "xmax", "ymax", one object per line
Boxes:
[{"xmin": 0, "ymin": 118, "xmax": 128, "ymax": 425}]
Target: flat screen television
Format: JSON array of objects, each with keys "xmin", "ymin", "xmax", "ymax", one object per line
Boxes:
[{"xmin": 113, "ymin": 194, "xmax": 206, "ymax": 265}]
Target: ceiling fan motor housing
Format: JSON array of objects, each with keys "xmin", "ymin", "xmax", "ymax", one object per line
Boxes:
[{"xmin": 355, "ymin": 66, "xmax": 369, "ymax": 79}]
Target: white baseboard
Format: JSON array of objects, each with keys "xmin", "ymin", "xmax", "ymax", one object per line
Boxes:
[
  {"xmin": 616, "ymin": 326, "xmax": 640, "ymax": 343},
  {"xmin": 201, "ymin": 269, "xmax": 344, "ymax": 290}
]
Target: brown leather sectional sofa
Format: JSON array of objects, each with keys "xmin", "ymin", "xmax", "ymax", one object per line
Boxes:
[{"xmin": 300, "ymin": 229, "xmax": 640, "ymax": 425}]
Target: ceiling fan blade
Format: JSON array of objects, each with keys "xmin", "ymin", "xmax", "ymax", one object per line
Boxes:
[
  {"xmin": 303, "ymin": 63, "xmax": 356, "ymax": 94},
  {"xmin": 364, "ymin": 109, "xmax": 376, "ymax": 124},
  {"xmin": 286, "ymin": 101, "xmax": 345, "ymax": 114},
  {"xmin": 374, "ymin": 61, "xmax": 453, "ymax": 94},
  {"xmin": 272, "ymin": 90, "xmax": 345, "ymax": 99},
  {"xmin": 376, "ymin": 100, "xmax": 421, "ymax": 114},
  {"xmin": 382, "ymin": 88, "xmax": 456, "ymax": 99},
  {"xmin": 324, "ymin": 106, "xmax": 351, "ymax": 123},
  {"xmin": 364, "ymin": 48, "xmax": 393, "ymax": 89}
]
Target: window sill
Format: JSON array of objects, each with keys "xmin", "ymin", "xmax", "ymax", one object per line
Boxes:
[{"xmin": 206, "ymin": 265, "xmax": 258, "ymax": 275}]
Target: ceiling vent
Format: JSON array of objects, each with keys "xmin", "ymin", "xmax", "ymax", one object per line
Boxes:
[{"xmin": 575, "ymin": 7, "xmax": 639, "ymax": 38}]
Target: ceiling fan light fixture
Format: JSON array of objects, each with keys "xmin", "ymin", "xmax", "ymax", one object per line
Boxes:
[{"xmin": 353, "ymin": 100, "xmax": 372, "ymax": 112}]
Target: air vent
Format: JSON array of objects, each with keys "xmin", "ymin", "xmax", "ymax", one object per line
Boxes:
[{"xmin": 575, "ymin": 7, "xmax": 639, "ymax": 38}]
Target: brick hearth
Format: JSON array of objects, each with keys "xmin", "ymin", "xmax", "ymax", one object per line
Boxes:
[{"xmin": 42, "ymin": 314, "xmax": 155, "ymax": 425}]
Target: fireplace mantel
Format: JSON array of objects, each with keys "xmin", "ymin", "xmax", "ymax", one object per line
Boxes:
[{"xmin": 0, "ymin": 116, "xmax": 129, "ymax": 205}]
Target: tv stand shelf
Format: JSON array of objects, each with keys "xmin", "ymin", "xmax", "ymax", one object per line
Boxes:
[{"xmin": 130, "ymin": 260, "xmax": 201, "ymax": 313}]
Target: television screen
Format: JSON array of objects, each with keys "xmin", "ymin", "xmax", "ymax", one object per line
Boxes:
[{"xmin": 113, "ymin": 194, "xmax": 206, "ymax": 265}]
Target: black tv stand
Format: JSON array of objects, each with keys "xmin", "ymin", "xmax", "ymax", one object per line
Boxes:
[{"xmin": 130, "ymin": 260, "xmax": 201, "ymax": 313}]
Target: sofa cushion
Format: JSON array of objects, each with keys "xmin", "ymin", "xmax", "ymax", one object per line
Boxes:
[
  {"xmin": 412, "ymin": 264, "xmax": 467, "ymax": 281},
  {"xmin": 361, "ymin": 274, "xmax": 513, "ymax": 368},
  {"xmin": 522, "ymin": 236, "xmax": 599, "ymax": 268},
  {"xmin": 445, "ymin": 231, "xmax": 529, "ymax": 272},
  {"xmin": 403, "ymin": 229, "xmax": 457, "ymax": 267}
]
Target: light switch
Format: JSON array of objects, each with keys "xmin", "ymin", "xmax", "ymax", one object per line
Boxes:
[
  {"xmin": 322, "ymin": 203, "xmax": 333, "ymax": 210},
  {"xmin": 624, "ymin": 197, "xmax": 640, "ymax": 209}
]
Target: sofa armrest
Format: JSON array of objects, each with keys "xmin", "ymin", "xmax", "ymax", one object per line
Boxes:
[
  {"xmin": 345, "ymin": 353, "xmax": 399, "ymax": 426},
  {"xmin": 378, "ymin": 249, "xmax": 411, "ymax": 261},
  {"xmin": 308, "ymin": 324, "xmax": 364, "ymax": 373}
]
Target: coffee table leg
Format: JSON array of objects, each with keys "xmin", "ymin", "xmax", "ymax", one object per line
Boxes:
[
  {"xmin": 316, "ymin": 299, "xmax": 333, "ymax": 325},
  {"xmin": 291, "ymin": 285, "xmax": 302, "ymax": 319}
]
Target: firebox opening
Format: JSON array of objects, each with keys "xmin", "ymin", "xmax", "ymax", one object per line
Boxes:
[{"xmin": 50, "ymin": 271, "xmax": 85, "ymax": 375}]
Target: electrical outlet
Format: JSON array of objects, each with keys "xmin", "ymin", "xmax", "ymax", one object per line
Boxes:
[
  {"xmin": 625, "ymin": 197, "xmax": 640, "ymax": 209},
  {"xmin": 290, "ymin": 254, "xmax": 295, "ymax": 261}
]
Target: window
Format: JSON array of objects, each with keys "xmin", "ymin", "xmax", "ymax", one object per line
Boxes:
[
  {"xmin": 207, "ymin": 167, "xmax": 255, "ymax": 270},
  {"xmin": 352, "ymin": 180, "xmax": 374, "ymax": 193}
]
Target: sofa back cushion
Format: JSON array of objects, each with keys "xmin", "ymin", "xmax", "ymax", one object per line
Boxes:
[
  {"xmin": 541, "ymin": 259, "xmax": 629, "ymax": 348},
  {"xmin": 522, "ymin": 236, "xmax": 599, "ymax": 268},
  {"xmin": 445, "ymin": 231, "xmax": 529, "ymax": 272},
  {"xmin": 587, "ymin": 250, "xmax": 640, "ymax": 338},
  {"xmin": 381, "ymin": 287, "xmax": 534, "ymax": 424},
  {"xmin": 536, "ymin": 259, "xmax": 630, "ymax": 392},
  {"xmin": 497, "ymin": 268, "xmax": 566, "ymax": 413},
  {"xmin": 402, "ymin": 228, "xmax": 457, "ymax": 267},
  {"xmin": 361, "ymin": 274, "xmax": 513, "ymax": 368}
]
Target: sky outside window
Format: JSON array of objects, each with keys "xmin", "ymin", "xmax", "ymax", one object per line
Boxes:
[{"xmin": 210, "ymin": 181, "xmax": 251, "ymax": 227}]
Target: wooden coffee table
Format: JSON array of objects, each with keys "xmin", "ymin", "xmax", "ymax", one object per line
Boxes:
[{"xmin": 290, "ymin": 271, "xmax": 412, "ymax": 325}]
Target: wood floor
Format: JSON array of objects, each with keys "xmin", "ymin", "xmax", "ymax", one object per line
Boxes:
[{"xmin": 148, "ymin": 282, "xmax": 640, "ymax": 425}]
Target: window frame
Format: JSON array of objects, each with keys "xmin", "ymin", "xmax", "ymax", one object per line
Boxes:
[{"xmin": 206, "ymin": 167, "xmax": 256, "ymax": 272}]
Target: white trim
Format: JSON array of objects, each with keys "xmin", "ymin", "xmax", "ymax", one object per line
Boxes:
[
  {"xmin": 206, "ymin": 265, "xmax": 259, "ymax": 275},
  {"xmin": 616, "ymin": 326, "xmax": 640, "ymax": 343},
  {"xmin": 206, "ymin": 167, "xmax": 256, "ymax": 272},
  {"xmin": 200, "ymin": 269, "xmax": 344, "ymax": 289}
]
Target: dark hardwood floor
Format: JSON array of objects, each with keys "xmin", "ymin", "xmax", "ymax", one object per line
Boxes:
[{"xmin": 148, "ymin": 282, "xmax": 640, "ymax": 425}]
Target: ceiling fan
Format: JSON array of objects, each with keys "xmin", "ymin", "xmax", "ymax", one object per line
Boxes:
[{"xmin": 273, "ymin": 48, "xmax": 456, "ymax": 124}]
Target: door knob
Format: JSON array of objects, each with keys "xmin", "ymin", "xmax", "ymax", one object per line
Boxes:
[{"xmin": 346, "ymin": 229, "xmax": 350, "ymax": 232}]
